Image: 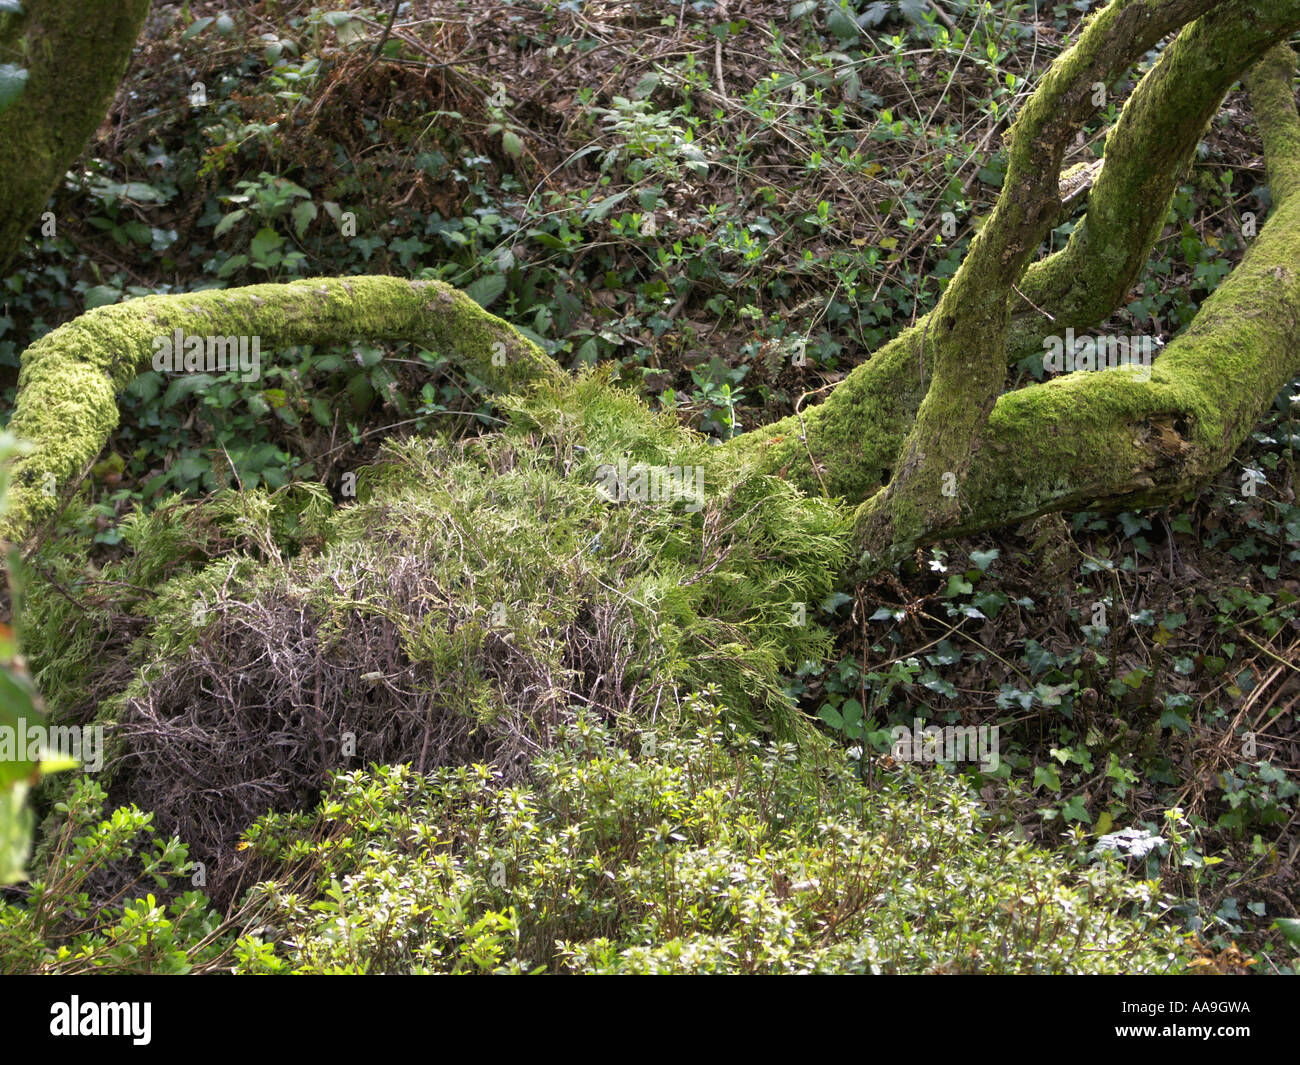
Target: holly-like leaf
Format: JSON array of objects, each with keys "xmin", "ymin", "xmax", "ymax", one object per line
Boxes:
[{"xmin": 0, "ymin": 64, "xmax": 28, "ymax": 115}]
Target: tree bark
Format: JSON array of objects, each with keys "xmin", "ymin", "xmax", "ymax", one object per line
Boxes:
[
  {"xmin": 855, "ymin": 40, "xmax": 1300, "ymax": 577},
  {"xmin": 852, "ymin": 0, "xmax": 1232, "ymax": 571}
]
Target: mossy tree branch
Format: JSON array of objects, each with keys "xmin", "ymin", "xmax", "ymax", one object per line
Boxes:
[
  {"xmin": 0, "ymin": 277, "xmax": 564, "ymax": 550},
  {"xmin": 1005, "ymin": 0, "xmax": 1300, "ymax": 361},
  {"xmin": 726, "ymin": 0, "xmax": 1300, "ymax": 503},
  {"xmin": 847, "ymin": 41, "xmax": 1300, "ymax": 577}
]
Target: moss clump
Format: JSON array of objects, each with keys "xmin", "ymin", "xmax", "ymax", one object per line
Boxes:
[{"xmin": 20, "ymin": 367, "xmax": 848, "ymax": 905}]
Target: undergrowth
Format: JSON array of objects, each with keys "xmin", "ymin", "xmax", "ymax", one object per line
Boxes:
[{"xmin": 1, "ymin": 697, "xmax": 1192, "ymax": 975}]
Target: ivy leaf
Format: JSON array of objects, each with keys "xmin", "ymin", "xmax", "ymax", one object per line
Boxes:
[
  {"xmin": 1033, "ymin": 764, "xmax": 1061, "ymax": 792},
  {"xmin": 83, "ymin": 285, "xmax": 122, "ymax": 310},
  {"xmin": 1273, "ymin": 918, "xmax": 1300, "ymax": 948},
  {"xmin": 1061, "ymin": 795, "xmax": 1091, "ymax": 824},
  {"xmin": 819, "ymin": 591, "xmax": 854, "ymax": 614}
]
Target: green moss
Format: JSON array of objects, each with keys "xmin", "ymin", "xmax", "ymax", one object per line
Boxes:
[
  {"xmin": 1, "ymin": 277, "xmax": 565, "ymax": 549},
  {"xmin": 1007, "ymin": 0, "xmax": 1300, "ymax": 361},
  {"xmin": 1248, "ymin": 43, "xmax": 1300, "ymax": 207}
]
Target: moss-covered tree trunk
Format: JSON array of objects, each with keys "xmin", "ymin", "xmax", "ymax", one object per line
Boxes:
[
  {"xmin": 0, "ymin": 0, "xmax": 150, "ymax": 275},
  {"xmin": 725, "ymin": 0, "xmax": 1300, "ymax": 503}
]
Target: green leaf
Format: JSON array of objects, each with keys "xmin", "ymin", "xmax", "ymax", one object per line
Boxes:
[
  {"xmin": 217, "ymin": 253, "xmax": 248, "ymax": 279},
  {"xmin": 585, "ymin": 190, "xmax": 629, "ymax": 223},
  {"xmin": 213, "ymin": 209, "xmax": 247, "ymax": 238},
  {"xmin": 309, "ymin": 396, "xmax": 333, "ymax": 427},
  {"xmin": 825, "ymin": 7, "xmax": 860, "ymax": 40},
  {"xmin": 0, "ymin": 782, "xmax": 33, "ymax": 886},
  {"xmin": 291, "ymin": 199, "xmax": 317, "ymax": 239},
  {"xmin": 1033, "ymin": 764, "xmax": 1061, "ymax": 792},
  {"xmin": 1061, "ymin": 795, "xmax": 1091, "ymax": 824},
  {"xmin": 162, "ymin": 374, "xmax": 216, "ymax": 409},
  {"xmin": 528, "ymin": 230, "xmax": 568, "ymax": 250},
  {"xmin": 182, "ymin": 16, "xmax": 214, "ymax": 39},
  {"xmin": 1273, "ymin": 917, "xmax": 1300, "ymax": 947},
  {"xmin": 123, "ymin": 220, "xmax": 152, "ymax": 245},
  {"xmin": 820, "ymin": 591, "xmax": 854, "ymax": 614},
  {"xmin": 250, "ymin": 227, "xmax": 284, "ymax": 261},
  {"xmin": 944, "ymin": 574, "xmax": 973, "ymax": 598},
  {"xmin": 0, "ymin": 64, "xmax": 28, "ymax": 115},
  {"xmin": 110, "ymin": 181, "xmax": 169, "ymax": 203},
  {"xmin": 215, "ymin": 13, "xmax": 236, "ymax": 36},
  {"xmin": 790, "ymin": 1, "xmax": 818, "ymax": 17},
  {"xmin": 819, "ymin": 705, "xmax": 844, "ymax": 730},
  {"xmin": 501, "ymin": 129, "xmax": 523, "ymax": 159},
  {"xmin": 465, "ymin": 274, "xmax": 507, "ymax": 309},
  {"xmin": 0, "ymin": 667, "xmax": 39, "ymax": 788},
  {"xmin": 83, "ymin": 285, "xmax": 122, "ymax": 310}
]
